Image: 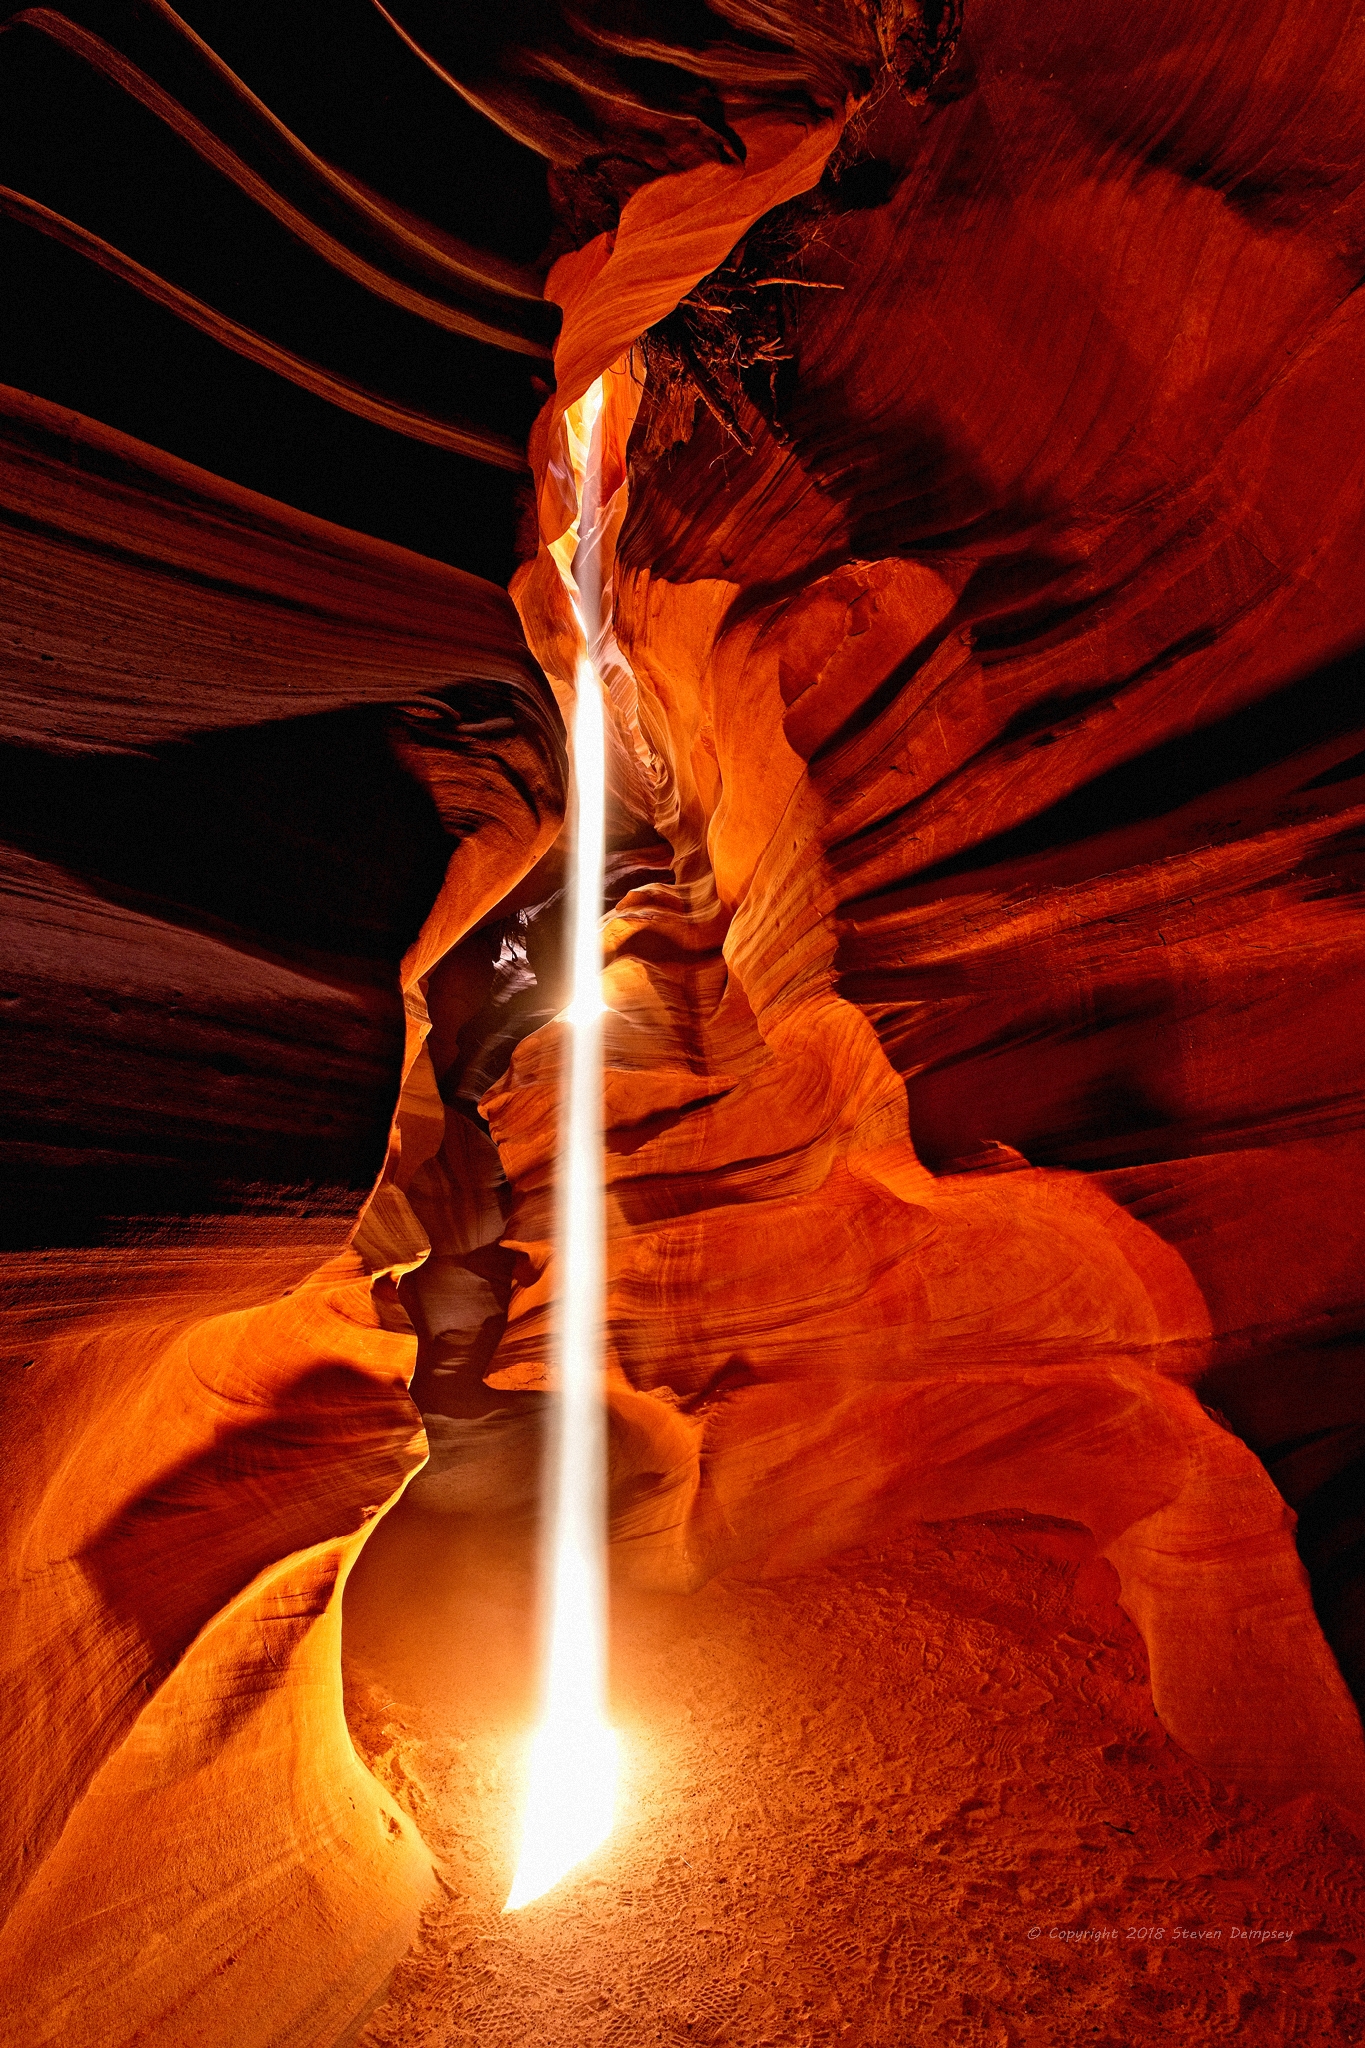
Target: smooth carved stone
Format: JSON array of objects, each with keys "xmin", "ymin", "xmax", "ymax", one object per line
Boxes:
[
  {"xmin": 771, "ymin": 556, "xmax": 959, "ymax": 758},
  {"xmin": 0, "ymin": 1248, "xmax": 432, "ymax": 2044},
  {"xmin": 0, "ymin": 382, "xmax": 564, "ymax": 2040},
  {"xmin": 5, "ymin": 1, "xmax": 1365, "ymax": 2041},
  {"xmin": 493, "ymin": 0, "xmax": 1365, "ymax": 1820}
]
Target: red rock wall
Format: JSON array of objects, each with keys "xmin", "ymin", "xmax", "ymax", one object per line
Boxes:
[
  {"xmin": 0, "ymin": 9, "xmax": 583, "ymax": 2034},
  {"xmin": 0, "ymin": 388, "xmax": 564, "ymax": 2043},
  {"xmin": 3, "ymin": 2, "xmax": 1365, "ymax": 2041},
  {"xmin": 493, "ymin": 0, "xmax": 1365, "ymax": 1810}
]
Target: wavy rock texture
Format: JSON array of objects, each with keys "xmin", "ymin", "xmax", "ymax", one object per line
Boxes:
[
  {"xmin": 0, "ymin": 387, "xmax": 564, "ymax": 2041},
  {"xmin": 3, "ymin": 0, "xmax": 1365, "ymax": 2044},
  {"xmin": 489, "ymin": 0, "xmax": 1365, "ymax": 1816}
]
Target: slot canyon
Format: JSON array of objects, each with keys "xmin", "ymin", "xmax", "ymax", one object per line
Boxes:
[{"xmin": 3, "ymin": 1, "xmax": 1365, "ymax": 2042}]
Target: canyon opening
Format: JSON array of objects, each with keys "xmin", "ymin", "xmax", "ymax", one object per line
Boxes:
[{"xmin": 2, "ymin": 4, "xmax": 1365, "ymax": 2047}]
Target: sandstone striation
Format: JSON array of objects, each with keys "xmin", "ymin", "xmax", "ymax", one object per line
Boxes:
[
  {"xmin": 0, "ymin": 381, "xmax": 564, "ymax": 2039},
  {"xmin": 1, "ymin": 2, "xmax": 1364, "ymax": 2044}
]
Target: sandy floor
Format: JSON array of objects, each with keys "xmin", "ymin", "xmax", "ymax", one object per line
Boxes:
[{"xmin": 344, "ymin": 1503, "xmax": 1365, "ymax": 2048}]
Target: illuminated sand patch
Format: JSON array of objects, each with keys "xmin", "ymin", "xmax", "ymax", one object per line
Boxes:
[{"xmin": 349, "ymin": 1521, "xmax": 1365, "ymax": 2047}]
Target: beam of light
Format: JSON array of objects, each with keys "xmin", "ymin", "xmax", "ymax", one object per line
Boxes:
[{"xmin": 505, "ymin": 381, "xmax": 619, "ymax": 1911}]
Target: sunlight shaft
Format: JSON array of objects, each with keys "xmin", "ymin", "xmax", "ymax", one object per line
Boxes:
[{"xmin": 505, "ymin": 380, "xmax": 618, "ymax": 1911}]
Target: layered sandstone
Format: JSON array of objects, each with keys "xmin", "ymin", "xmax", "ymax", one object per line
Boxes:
[
  {"xmin": 0, "ymin": 383, "xmax": 563, "ymax": 2043},
  {"xmin": 2, "ymin": 3, "xmax": 1364, "ymax": 2045}
]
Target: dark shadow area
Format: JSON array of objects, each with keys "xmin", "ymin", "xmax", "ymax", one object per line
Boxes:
[
  {"xmin": 1199, "ymin": 1325, "xmax": 1365, "ymax": 1718},
  {"xmin": 1302, "ymin": 1466, "xmax": 1365, "ymax": 1711},
  {"xmin": 0, "ymin": 214, "xmax": 527, "ymax": 580},
  {"xmin": 0, "ymin": 704, "xmax": 457, "ymax": 961},
  {"xmin": 0, "ymin": 695, "xmax": 508, "ymax": 1247},
  {"xmin": 906, "ymin": 642, "xmax": 1365, "ymax": 886},
  {"xmin": 0, "ymin": 1164, "xmax": 379, "ymax": 1255},
  {"xmin": 171, "ymin": 0, "xmax": 555, "ymax": 266},
  {"xmin": 0, "ymin": 28, "xmax": 552, "ymax": 416}
]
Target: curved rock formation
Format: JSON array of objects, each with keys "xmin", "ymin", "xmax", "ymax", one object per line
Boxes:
[
  {"xmin": 2, "ymin": 1, "xmax": 1364, "ymax": 2042},
  {"xmin": 474, "ymin": 0, "xmax": 1365, "ymax": 1819},
  {"xmin": 0, "ymin": 381, "xmax": 565, "ymax": 2041}
]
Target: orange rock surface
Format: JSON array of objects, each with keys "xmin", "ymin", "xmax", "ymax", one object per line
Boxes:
[
  {"xmin": 485, "ymin": 1, "xmax": 1365, "ymax": 1814},
  {"xmin": 0, "ymin": 383, "xmax": 563, "ymax": 2041},
  {"xmin": 2, "ymin": 2, "xmax": 1364, "ymax": 2044}
]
